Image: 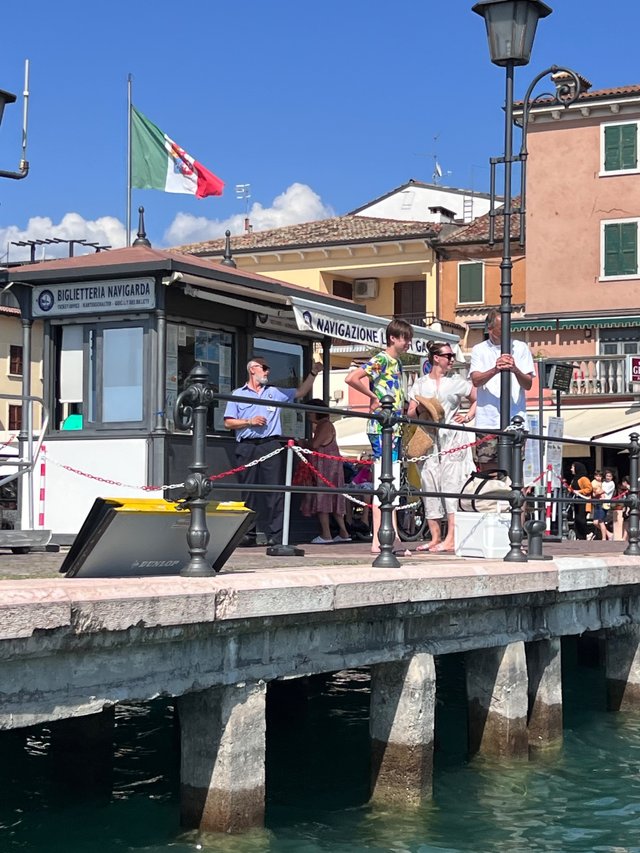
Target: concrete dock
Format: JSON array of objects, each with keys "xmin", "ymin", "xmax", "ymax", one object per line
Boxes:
[{"xmin": 1, "ymin": 538, "xmax": 639, "ymax": 832}]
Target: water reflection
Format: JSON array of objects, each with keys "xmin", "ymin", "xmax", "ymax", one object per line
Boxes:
[{"xmin": 3, "ymin": 655, "xmax": 640, "ymax": 851}]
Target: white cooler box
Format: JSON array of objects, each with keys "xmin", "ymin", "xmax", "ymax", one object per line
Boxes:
[{"xmin": 454, "ymin": 511, "xmax": 511, "ymax": 559}]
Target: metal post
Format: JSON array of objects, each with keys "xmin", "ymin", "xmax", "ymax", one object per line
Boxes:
[
  {"xmin": 624, "ymin": 432, "xmax": 640, "ymax": 556},
  {"xmin": 498, "ymin": 60, "xmax": 515, "ymax": 476},
  {"xmin": 174, "ymin": 364, "xmax": 216, "ymax": 576},
  {"xmin": 560, "ymin": 482, "xmax": 570, "ymax": 540},
  {"xmin": 20, "ymin": 315, "xmax": 33, "ymax": 532},
  {"xmin": 267, "ymin": 441, "xmax": 304, "ymax": 557},
  {"xmin": 505, "ymin": 415, "xmax": 527, "ymax": 563},
  {"xmin": 372, "ymin": 394, "xmax": 400, "ymax": 569},
  {"xmin": 536, "ymin": 356, "xmax": 545, "ymax": 488}
]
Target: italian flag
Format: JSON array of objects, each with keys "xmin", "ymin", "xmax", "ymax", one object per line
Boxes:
[{"xmin": 131, "ymin": 106, "xmax": 224, "ymax": 198}]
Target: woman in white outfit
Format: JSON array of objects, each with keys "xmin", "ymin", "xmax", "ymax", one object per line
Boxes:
[{"xmin": 407, "ymin": 341, "xmax": 477, "ymax": 552}]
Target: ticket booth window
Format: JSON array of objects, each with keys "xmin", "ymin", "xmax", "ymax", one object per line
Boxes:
[
  {"xmin": 56, "ymin": 322, "xmax": 147, "ymax": 430},
  {"xmin": 167, "ymin": 323, "xmax": 235, "ymax": 432}
]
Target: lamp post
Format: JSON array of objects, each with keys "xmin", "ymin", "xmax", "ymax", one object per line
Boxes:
[{"xmin": 472, "ymin": 0, "xmax": 580, "ymax": 474}]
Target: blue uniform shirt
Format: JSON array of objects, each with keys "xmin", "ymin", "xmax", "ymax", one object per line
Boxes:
[{"xmin": 224, "ymin": 384, "xmax": 297, "ymax": 441}]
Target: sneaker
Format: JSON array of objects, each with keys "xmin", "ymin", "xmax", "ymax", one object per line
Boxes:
[
  {"xmin": 310, "ymin": 536, "xmax": 334, "ymax": 545},
  {"xmin": 333, "ymin": 535, "xmax": 352, "ymax": 543}
]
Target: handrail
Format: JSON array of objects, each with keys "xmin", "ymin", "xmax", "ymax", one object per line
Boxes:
[{"xmin": 172, "ymin": 364, "xmax": 640, "ymax": 574}]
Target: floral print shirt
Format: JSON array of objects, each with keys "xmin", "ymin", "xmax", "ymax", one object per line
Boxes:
[{"xmin": 362, "ymin": 351, "xmax": 404, "ymax": 436}]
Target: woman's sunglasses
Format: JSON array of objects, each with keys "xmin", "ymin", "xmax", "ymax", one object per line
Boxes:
[{"xmin": 436, "ymin": 352, "xmax": 455, "ymax": 360}]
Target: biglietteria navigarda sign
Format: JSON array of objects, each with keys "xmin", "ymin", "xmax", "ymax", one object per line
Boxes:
[{"xmin": 32, "ymin": 278, "xmax": 156, "ymax": 317}]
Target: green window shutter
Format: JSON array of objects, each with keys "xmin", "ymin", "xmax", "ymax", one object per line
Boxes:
[
  {"xmin": 604, "ymin": 222, "xmax": 638, "ymax": 276},
  {"xmin": 605, "ymin": 125, "xmax": 622, "ymax": 171},
  {"xmin": 621, "ymin": 123, "xmax": 637, "ymax": 169},
  {"xmin": 458, "ymin": 263, "xmax": 483, "ymax": 303},
  {"xmin": 604, "ymin": 124, "xmax": 637, "ymax": 171},
  {"xmin": 621, "ymin": 222, "xmax": 638, "ymax": 274}
]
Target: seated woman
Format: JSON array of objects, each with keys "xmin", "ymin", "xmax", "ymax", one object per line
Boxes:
[{"xmin": 301, "ymin": 399, "xmax": 351, "ymax": 545}]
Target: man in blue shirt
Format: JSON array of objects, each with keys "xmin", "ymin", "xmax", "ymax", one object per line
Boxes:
[{"xmin": 224, "ymin": 355, "xmax": 320, "ymax": 546}]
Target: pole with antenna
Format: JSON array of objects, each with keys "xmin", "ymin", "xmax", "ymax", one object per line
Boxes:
[
  {"xmin": 126, "ymin": 73, "xmax": 132, "ymax": 247},
  {"xmin": 235, "ymin": 183, "xmax": 251, "ymax": 233}
]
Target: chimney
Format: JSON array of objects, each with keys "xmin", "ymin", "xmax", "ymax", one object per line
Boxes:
[
  {"xmin": 551, "ymin": 70, "xmax": 592, "ymax": 100},
  {"xmin": 244, "ymin": 217, "xmax": 252, "ymax": 234}
]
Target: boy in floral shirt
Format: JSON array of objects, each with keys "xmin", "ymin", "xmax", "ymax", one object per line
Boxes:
[{"xmin": 346, "ymin": 318, "xmax": 413, "ymax": 551}]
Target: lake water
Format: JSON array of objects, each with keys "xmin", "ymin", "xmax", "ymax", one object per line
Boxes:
[{"xmin": 2, "ymin": 637, "xmax": 640, "ymax": 852}]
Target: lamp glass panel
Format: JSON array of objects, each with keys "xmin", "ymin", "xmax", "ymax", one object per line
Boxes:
[{"xmin": 484, "ymin": 0, "xmax": 542, "ymax": 66}]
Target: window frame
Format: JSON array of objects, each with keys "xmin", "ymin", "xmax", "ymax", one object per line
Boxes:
[
  {"xmin": 600, "ymin": 120, "xmax": 640, "ymax": 176},
  {"xmin": 165, "ymin": 320, "xmax": 236, "ymax": 435},
  {"xmin": 600, "ymin": 217, "xmax": 640, "ymax": 281},
  {"xmin": 457, "ymin": 260, "xmax": 485, "ymax": 305},
  {"xmin": 51, "ymin": 317, "xmax": 151, "ymax": 432},
  {"xmin": 8, "ymin": 344, "xmax": 23, "ymax": 377},
  {"xmin": 8, "ymin": 404, "xmax": 21, "ymax": 431}
]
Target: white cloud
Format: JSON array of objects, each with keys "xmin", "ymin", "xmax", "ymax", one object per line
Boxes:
[
  {"xmin": 0, "ymin": 213, "xmax": 126, "ymax": 263},
  {"xmin": 164, "ymin": 182, "xmax": 335, "ymax": 246},
  {"xmin": 0, "ymin": 183, "xmax": 333, "ymax": 262}
]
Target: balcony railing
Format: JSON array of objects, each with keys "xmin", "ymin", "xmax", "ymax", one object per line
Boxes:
[
  {"xmin": 552, "ymin": 355, "xmax": 632, "ymax": 397},
  {"xmin": 405, "ymin": 356, "xmax": 636, "ymax": 401}
]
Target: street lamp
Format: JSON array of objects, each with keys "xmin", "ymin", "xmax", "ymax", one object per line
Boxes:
[{"xmin": 472, "ymin": 0, "xmax": 580, "ymax": 474}]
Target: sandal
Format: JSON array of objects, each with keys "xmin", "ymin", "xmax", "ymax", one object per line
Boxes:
[{"xmin": 311, "ymin": 536, "xmax": 334, "ymax": 545}]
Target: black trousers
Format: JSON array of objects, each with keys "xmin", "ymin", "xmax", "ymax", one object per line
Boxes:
[
  {"xmin": 574, "ymin": 501, "xmax": 588, "ymax": 540},
  {"xmin": 235, "ymin": 438, "xmax": 286, "ymax": 541}
]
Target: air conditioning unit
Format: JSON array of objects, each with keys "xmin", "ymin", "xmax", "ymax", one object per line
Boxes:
[{"xmin": 353, "ymin": 278, "xmax": 379, "ymax": 300}]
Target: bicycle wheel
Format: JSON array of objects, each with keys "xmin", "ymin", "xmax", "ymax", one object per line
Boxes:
[{"xmin": 396, "ymin": 495, "xmax": 428, "ymax": 541}]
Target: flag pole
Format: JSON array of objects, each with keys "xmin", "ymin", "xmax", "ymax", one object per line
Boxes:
[{"xmin": 126, "ymin": 73, "xmax": 132, "ymax": 247}]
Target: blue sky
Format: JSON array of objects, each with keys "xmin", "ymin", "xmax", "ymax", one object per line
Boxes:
[{"xmin": 0, "ymin": 0, "xmax": 638, "ymax": 260}]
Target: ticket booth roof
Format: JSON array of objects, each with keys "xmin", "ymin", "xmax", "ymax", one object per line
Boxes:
[{"xmin": 4, "ymin": 244, "xmax": 352, "ymax": 315}]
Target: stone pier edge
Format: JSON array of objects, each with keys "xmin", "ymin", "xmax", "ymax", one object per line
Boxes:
[{"xmin": 0, "ymin": 555, "xmax": 634, "ymax": 640}]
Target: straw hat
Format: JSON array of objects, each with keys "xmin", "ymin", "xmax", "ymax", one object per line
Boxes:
[{"xmin": 414, "ymin": 395, "xmax": 445, "ymax": 423}]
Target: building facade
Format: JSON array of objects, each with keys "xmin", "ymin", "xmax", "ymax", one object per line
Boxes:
[
  {"xmin": 522, "ymin": 82, "xmax": 640, "ymax": 395},
  {"xmin": 177, "ymin": 214, "xmax": 464, "ymax": 367}
]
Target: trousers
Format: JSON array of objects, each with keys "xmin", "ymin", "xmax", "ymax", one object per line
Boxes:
[{"xmin": 234, "ymin": 437, "xmax": 286, "ymax": 540}]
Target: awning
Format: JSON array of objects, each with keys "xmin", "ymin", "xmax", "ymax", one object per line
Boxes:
[
  {"xmin": 538, "ymin": 405, "xmax": 640, "ymax": 444},
  {"xmin": 591, "ymin": 419, "xmax": 640, "ymax": 446},
  {"xmin": 289, "ymin": 295, "xmax": 460, "ymax": 359},
  {"xmin": 512, "ymin": 319, "xmax": 557, "ymax": 331},
  {"xmin": 559, "ymin": 316, "xmax": 640, "ymax": 330}
]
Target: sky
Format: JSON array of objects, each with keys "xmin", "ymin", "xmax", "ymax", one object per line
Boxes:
[{"xmin": 0, "ymin": 0, "xmax": 639, "ymax": 261}]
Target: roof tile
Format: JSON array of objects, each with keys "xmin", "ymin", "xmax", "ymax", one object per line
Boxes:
[{"xmin": 174, "ymin": 215, "xmax": 445, "ymax": 255}]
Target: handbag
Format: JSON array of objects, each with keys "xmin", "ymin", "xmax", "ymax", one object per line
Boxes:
[
  {"xmin": 405, "ymin": 424, "xmax": 434, "ymax": 458},
  {"xmin": 458, "ymin": 469, "xmax": 512, "ymax": 512}
]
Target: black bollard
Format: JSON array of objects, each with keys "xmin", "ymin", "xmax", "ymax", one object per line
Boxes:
[
  {"xmin": 504, "ymin": 416, "xmax": 527, "ymax": 563},
  {"xmin": 372, "ymin": 394, "xmax": 401, "ymax": 569},
  {"xmin": 524, "ymin": 518, "xmax": 552, "ymax": 560},
  {"xmin": 174, "ymin": 364, "xmax": 216, "ymax": 576},
  {"xmin": 624, "ymin": 432, "xmax": 640, "ymax": 557}
]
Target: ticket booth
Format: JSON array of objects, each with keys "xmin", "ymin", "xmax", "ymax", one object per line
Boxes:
[{"xmin": 6, "ymin": 239, "xmax": 459, "ymax": 543}]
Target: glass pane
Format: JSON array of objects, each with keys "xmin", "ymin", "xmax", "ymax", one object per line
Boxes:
[
  {"xmin": 253, "ymin": 337, "xmax": 303, "ymax": 388},
  {"xmin": 102, "ymin": 327, "xmax": 144, "ymax": 422},
  {"xmin": 624, "ymin": 343, "xmax": 638, "ymax": 354},
  {"xmin": 174, "ymin": 326, "xmax": 235, "ymax": 432},
  {"xmin": 602, "ymin": 343, "xmax": 619, "ymax": 355}
]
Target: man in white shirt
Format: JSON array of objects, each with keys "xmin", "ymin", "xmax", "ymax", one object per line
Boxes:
[{"xmin": 469, "ymin": 309, "xmax": 535, "ymax": 471}]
